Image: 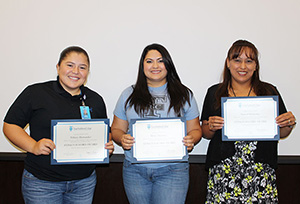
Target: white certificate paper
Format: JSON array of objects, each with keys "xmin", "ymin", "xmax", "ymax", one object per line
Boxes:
[
  {"xmin": 130, "ymin": 118, "xmax": 188, "ymax": 163},
  {"xmin": 51, "ymin": 119, "xmax": 109, "ymax": 164},
  {"xmin": 221, "ymin": 96, "xmax": 279, "ymax": 141}
]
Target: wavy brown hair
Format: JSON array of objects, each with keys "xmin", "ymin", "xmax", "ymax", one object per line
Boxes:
[
  {"xmin": 126, "ymin": 43, "xmax": 192, "ymax": 116},
  {"xmin": 214, "ymin": 40, "xmax": 276, "ymax": 109}
]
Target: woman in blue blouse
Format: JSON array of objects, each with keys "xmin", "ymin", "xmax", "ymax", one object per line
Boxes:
[{"xmin": 111, "ymin": 43, "xmax": 202, "ymax": 204}]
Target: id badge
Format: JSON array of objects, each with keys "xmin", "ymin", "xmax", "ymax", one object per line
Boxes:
[{"xmin": 80, "ymin": 106, "xmax": 91, "ymax": 119}]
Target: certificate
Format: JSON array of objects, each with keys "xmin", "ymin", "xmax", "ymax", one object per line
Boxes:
[
  {"xmin": 221, "ymin": 96, "xmax": 279, "ymax": 141},
  {"xmin": 130, "ymin": 117, "xmax": 188, "ymax": 163},
  {"xmin": 51, "ymin": 119, "xmax": 109, "ymax": 165}
]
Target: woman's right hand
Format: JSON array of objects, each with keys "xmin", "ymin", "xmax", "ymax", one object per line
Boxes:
[
  {"xmin": 208, "ymin": 116, "xmax": 224, "ymax": 132},
  {"xmin": 32, "ymin": 138, "xmax": 56, "ymax": 155},
  {"xmin": 3, "ymin": 123, "xmax": 56, "ymax": 156},
  {"xmin": 121, "ymin": 134, "xmax": 135, "ymax": 150}
]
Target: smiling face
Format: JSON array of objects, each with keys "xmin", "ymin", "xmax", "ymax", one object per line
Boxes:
[
  {"xmin": 143, "ymin": 49, "xmax": 167, "ymax": 87},
  {"xmin": 56, "ymin": 52, "xmax": 89, "ymax": 95},
  {"xmin": 227, "ymin": 48, "xmax": 257, "ymax": 87}
]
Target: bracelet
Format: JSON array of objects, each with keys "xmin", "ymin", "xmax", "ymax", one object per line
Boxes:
[
  {"xmin": 201, "ymin": 121, "xmax": 209, "ymax": 126},
  {"xmin": 289, "ymin": 121, "xmax": 297, "ymax": 129}
]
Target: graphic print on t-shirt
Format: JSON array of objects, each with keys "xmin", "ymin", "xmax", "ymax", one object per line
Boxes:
[{"xmin": 145, "ymin": 95, "xmax": 167, "ymax": 118}]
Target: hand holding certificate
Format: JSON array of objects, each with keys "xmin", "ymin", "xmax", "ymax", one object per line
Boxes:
[
  {"xmin": 221, "ymin": 96, "xmax": 279, "ymax": 141},
  {"xmin": 130, "ymin": 118, "xmax": 188, "ymax": 163},
  {"xmin": 51, "ymin": 119, "xmax": 109, "ymax": 164}
]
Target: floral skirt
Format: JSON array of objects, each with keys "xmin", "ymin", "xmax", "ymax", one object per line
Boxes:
[{"xmin": 205, "ymin": 141, "xmax": 278, "ymax": 204}]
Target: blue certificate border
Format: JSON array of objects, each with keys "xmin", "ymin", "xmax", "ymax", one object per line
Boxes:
[
  {"xmin": 51, "ymin": 119, "xmax": 110, "ymax": 165},
  {"xmin": 129, "ymin": 117, "xmax": 188, "ymax": 163},
  {"xmin": 221, "ymin": 95, "xmax": 279, "ymax": 141}
]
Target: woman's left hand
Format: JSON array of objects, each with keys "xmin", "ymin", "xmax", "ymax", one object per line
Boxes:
[
  {"xmin": 183, "ymin": 135, "xmax": 195, "ymax": 151},
  {"xmin": 276, "ymin": 111, "xmax": 296, "ymax": 128},
  {"xmin": 105, "ymin": 140, "xmax": 114, "ymax": 155}
]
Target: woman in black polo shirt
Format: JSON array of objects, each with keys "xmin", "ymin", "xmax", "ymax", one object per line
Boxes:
[{"xmin": 3, "ymin": 46, "xmax": 114, "ymax": 204}]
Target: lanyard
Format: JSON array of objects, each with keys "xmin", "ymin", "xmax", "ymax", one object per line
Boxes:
[{"xmin": 80, "ymin": 94, "xmax": 91, "ymax": 119}]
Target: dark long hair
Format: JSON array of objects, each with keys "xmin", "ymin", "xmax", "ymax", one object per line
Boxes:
[
  {"xmin": 215, "ymin": 39, "xmax": 276, "ymax": 109},
  {"xmin": 126, "ymin": 43, "xmax": 192, "ymax": 116}
]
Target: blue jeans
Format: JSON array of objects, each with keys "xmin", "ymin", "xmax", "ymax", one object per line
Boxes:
[
  {"xmin": 123, "ymin": 160, "xmax": 189, "ymax": 204},
  {"xmin": 22, "ymin": 169, "xmax": 96, "ymax": 204}
]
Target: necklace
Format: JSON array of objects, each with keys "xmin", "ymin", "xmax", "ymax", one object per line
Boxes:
[{"xmin": 231, "ymin": 86, "xmax": 253, "ymax": 97}]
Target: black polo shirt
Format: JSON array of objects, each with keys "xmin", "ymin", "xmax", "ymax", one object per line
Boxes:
[{"xmin": 4, "ymin": 78, "xmax": 107, "ymax": 181}]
